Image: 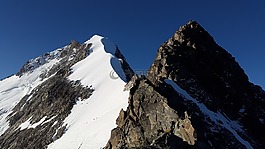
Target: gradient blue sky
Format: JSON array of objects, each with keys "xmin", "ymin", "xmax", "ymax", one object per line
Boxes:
[{"xmin": 0, "ymin": 0, "xmax": 264, "ymax": 89}]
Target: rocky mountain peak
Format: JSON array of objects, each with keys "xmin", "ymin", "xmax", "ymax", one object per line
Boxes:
[
  {"xmin": 146, "ymin": 21, "xmax": 265, "ymax": 148},
  {"xmin": 179, "ymin": 20, "xmax": 202, "ymax": 29},
  {"xmin": 148, "ymin": 21, "xmax": 249, "ymax": 86},
  {"xmin": 170, "ymin": 20, "xmax": 216, "ymax": 50},
  {"xmin": 69, "ymin": 40, "xmax": 80, "ymax": 49}
]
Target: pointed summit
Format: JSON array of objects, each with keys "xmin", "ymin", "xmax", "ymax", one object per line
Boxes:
[
  {"xmin": 179, "ymin": 20, "xmax": 201, "ymax": 30},
  {"xmin": 172, "ymin": 20, "xmax": 215, "ymax": 49}
]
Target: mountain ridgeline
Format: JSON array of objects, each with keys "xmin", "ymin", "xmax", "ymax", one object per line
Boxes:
[
  {"xmin": 0, "ymin": 21, "xmax": 264, "ymax": 149},
  {"xmin": 105, "ymin": 21, "xmax": 265, "ymax": 148}
]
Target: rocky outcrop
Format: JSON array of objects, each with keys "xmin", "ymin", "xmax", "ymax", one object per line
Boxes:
[{"xmin": 105, "ymin": 75, "xmax": 196, "ymax": 148}]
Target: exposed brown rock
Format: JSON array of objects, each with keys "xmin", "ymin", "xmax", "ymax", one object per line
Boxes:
[{"xmin": 105, "ymin": 76, "xmax": 196, "ymax": 149}]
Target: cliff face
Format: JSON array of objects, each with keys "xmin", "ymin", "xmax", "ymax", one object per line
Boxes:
[{"xmin": 106, "ymin": 21, "xmax": 265, "ymax": 148}]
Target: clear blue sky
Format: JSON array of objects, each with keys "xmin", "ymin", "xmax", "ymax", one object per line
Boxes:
[{"xmin": 0, "ymin": 0, "xmax": 264, "ymax": 89}]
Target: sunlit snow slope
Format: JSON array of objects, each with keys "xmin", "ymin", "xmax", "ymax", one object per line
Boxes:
[{"xmin": 48, "ymin": 35, "xmax": 129, "ymax": 149}]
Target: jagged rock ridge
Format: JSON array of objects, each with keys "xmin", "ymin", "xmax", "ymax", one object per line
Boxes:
[{"xmin": 106, "ymin": 21, "xmax": 265, "ymax": 148}]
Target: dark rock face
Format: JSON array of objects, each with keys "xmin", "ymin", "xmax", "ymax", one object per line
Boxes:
[
  {"xmin": 105, "ymin": 75, "xmax": 196, "ymax": 149},
  {"xmin": 147, "ymin": 21, "xmax": 265, "ymax": 148}
]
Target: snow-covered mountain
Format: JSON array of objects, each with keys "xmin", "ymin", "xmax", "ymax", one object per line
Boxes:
[
  {"xmin": 48, "ymin": 36, "xmax": 132, "ymax": 149},
  {"xmin": 0, "ymin": 21, "xmax": 265, "ymax": 149},
  {"xmin": 0, "ymin": 35, "xmax": 133, "ymax": 148}
]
